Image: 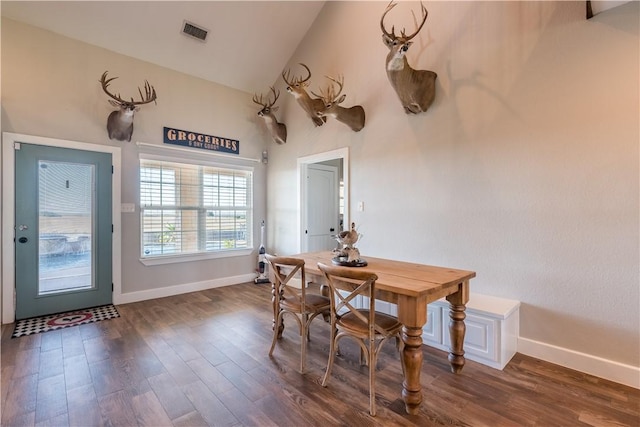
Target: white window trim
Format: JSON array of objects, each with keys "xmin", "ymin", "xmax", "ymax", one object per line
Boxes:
[
  {"xmin": 137, "ymin": 142, "xmax": 255, "ymax": 266},
  {"xmin": 137, "ymin": 141, "xmax": 260, "ymax": 164},
  {"xmin": 139, "ymin": 248, "xmax": 253, "ymax": 266}
]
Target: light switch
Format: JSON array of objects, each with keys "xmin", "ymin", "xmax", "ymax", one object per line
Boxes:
[
  {"xmin": 357, "ymin": 201, "xmax": 364, "ymax": 212},
  {"xmin": 121, "ymin": 203, "xmax": 135, "ymax": 213}
]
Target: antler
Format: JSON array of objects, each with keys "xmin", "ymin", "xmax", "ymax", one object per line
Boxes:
[
  {"xmin": 100, "ymin": 71, "xmax": 124, "ymax": 105},
  {"xmin": 281, "ymin": 63, "xmax": 312, "ymax": 87},
  {"xmin": 135, "ymin": 80, "xmax": 157, "ymax": 106},
  {"xmin": 380, "ymin": 1, "xmax": 428, "ymax": 42},
  {"xmin": 253, "ymin": 86, "xmax": 279, "ymax": 108},
  {"xmin": 402, "ymin": 2, "xmax": 428, "ymax": 40},
  {"xmin": 312, "ymin": 75, "xmax": 344, "ymax": 105},
  {"xmin": 380, "ymin": 1, "xmax": 399, "ymax": 40},
  {"xmin": 99, "ymin": 71, "xmax": 157, "ymax": 107},
  {"xmin": 252, "ymin": 93, "xmax": 265, "ymax": 106}
]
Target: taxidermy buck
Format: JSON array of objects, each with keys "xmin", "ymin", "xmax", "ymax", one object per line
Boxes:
[
  {"xmin": 313, "ymin": 75, "xmax": 366, "ymax": 132},
  {"xmin": 282, "ymin": 63, "xmax": 326, "ymax": 127},
  {"xmin": 99, "ymin": 71, "xmax": 157, "ymax": 142},
  {"xmin": 380, "ymin": 1, "xmax": 437, "ymax": 114},
  {"xmin": 253, "ymin": 87, "xmax": 287, "ymax": 144}
]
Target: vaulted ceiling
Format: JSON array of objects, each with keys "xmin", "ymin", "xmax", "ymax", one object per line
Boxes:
[
  {"xmin": 1, "ymin": 1, "xmax": 629, "ymax": 95},
  {"xmin": 1, "ymin": 1, "xmax": 326, "ymax": 95}
]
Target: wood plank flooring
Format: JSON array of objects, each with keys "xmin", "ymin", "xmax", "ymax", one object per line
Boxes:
[{"xmin": 1, "ymin": 282, "xmax": 638, "ymax": 426}]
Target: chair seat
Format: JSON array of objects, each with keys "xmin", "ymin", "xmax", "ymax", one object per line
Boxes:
[
  {"xmin": 338, "ymin": 310, "xmax": 402, "ymax": 335},
  {"xmin": 281, "ymin": 294, "xmax": 331, "ymax": 313}
]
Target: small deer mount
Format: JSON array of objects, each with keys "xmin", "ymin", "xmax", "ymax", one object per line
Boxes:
[
  {"xmin": 99, "ymin": 71, "xmax": 157, "ymax": 142},
  {"xmin": 282, "ymin": 63, "xmax": 326, "ymax": 127},
  {"xmin": 253, "ymin": 87, "xmax": 287, "ymax": 145},
  {"xmin": 312, "ymin": 75, "xmax": 365, "ymax": 132},
  {"xmin": 380, "ymin": 1, "xmax": 437, "ymax": 114}
]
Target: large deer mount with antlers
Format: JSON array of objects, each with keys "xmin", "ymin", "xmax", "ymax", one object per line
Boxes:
[
  {"xmin": 381, "ymin": 1, "xmax": 437, "ymax": 115},
  {"xmin": 99, "ymin": 71, "xmax": 157, "ymax": 142},
  {"xmin": 282, "ymin": 63, "xmax": 326, "ymax": 127},
  {"xmin": 312, "ymin": 75, "xmax": 366, "ymax": 132},
  {"xmin": 253, "ymin": 87, "xmax": 287, "ymax": 145}
]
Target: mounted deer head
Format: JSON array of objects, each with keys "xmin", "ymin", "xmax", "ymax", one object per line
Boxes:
[
  {"xmin": 253, "ymin": 87, "xmax": 287, "ymax": 145},
  {"xmin": 282, "ymin": 63, "xmax": 326, "ymax": 127},
  {"xmin": 99, "ymin": 71, "xmax": 157, "ymax": 142},
  {"xmin": 312, "ymin": 75, "xmax": 366, "ymax": 132},
  {"xmin": 380, "ymin": 1, "xmax": 437, "ymax": 114}
]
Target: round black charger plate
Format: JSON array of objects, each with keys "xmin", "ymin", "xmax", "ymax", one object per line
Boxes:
[{"xmin": 332, "ymin": 257, "xmax": 368, "ymax": 267}]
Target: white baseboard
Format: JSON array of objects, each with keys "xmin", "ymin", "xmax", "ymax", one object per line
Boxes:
[
  {"xmin": 518, "ymin": 337, "xmax": 639, "ymax": 389},
  {"xmin": 114, "ymin": 273, "xmax": 257, "ymax": 305}
]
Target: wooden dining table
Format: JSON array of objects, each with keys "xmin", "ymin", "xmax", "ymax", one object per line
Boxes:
[{"xmin": 291, "ymin": 251, "xmax": 476, "ymax": 415}]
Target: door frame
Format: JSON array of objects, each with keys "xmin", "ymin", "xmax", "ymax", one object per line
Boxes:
[
  {"xmin": 297, "ymin": 147, "xmax": 349, "ymax": 253},
  {"xmin": 2, "ymin": 132, "xmax": 122, "ymax": 324}
]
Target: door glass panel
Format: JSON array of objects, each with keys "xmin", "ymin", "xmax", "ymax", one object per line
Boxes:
[{"xmin": 38, "ymin": 160, "xmax": 94, "ymax": 295}]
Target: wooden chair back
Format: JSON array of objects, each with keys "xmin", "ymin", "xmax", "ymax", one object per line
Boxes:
[
  {"xmin": 317, "ymin": 262, "xmax": 402, "ymax": 416},
  {"xmin": 265, "ymin": 254, "xmax": 330, "ymax": 373}
]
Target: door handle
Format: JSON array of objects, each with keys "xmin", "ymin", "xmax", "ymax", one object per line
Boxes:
[{"xmin": 18, "ymin": 237, "xmax": 28, "ymax": 243}]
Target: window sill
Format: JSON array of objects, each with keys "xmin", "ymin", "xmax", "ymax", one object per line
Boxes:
[{"xmin": 139, "ymin": 248, "xmax": 253, "ymax": 266}]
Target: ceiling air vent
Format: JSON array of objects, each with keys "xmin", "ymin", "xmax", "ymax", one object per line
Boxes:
[{"xmin": 181, "ymin": 20, "xmax": 208, "ymax": 42}]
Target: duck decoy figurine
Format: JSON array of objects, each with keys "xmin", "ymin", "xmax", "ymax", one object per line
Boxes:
[
  {"xmin": 331, "ymin": 222, "xmax": 366, "ymax": 266},
  {"xmin": 334, "ymin": 222, "xmax": 359, "ymax": 248}
]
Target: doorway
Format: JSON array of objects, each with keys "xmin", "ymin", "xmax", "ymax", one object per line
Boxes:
[
  {"xmin": 298, "ymin": 148, "xmax": 349, "ymax": 253},
  {"xmin": 15, "ymin": 143, "xmax": 113, "ymax": 319},
  {"xmin": 2, "ymin": 133, "xmax": 122, "ymax": 324},
  {"xmin": 304, "ymin": 162, "xmax": 339, "ymax": 252}
]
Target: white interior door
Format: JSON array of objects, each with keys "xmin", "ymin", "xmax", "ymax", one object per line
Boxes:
[{"xmin": 304, "ymin": 164, "xmax": 338, "ymax": 252}]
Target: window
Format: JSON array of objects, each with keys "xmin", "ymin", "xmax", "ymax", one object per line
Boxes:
[{"xmin": 140, "ymin": 158, "xmax": 252, "ymax": 260}]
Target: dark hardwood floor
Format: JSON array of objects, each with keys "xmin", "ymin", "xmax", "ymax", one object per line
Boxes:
[{"xmin": 1, "ymin": 282, "xmax": 638, "ymax": 426}]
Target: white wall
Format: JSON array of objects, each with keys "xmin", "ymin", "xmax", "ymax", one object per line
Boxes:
[
  {"xmin": 1, "ymin": 1, "xmax": 637, "ymax": 386},
  {"xmin": 266, "ymin": 0, "xmax": 639, "ymax": 379},
  {"xmin": 1, "ymin": 18, "xmax": 269, "ymax": 305}
]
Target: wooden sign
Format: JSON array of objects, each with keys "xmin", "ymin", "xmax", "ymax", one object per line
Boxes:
[{"xmin": 163, "ymin": 126, "xmax": 239, "ymax": 155}]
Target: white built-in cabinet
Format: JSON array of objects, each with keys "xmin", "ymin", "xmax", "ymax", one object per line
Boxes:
[{"xmin": 352, "ymin": 293, "xmax": 520, "ymax": 370}]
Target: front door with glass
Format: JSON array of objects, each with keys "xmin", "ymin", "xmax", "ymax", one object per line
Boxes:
[{"xmin": 14, "ymin": 143, "xmax": 113, "ymax": 320}]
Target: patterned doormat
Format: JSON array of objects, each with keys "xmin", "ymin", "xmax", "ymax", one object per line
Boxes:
[{"xmin": 12, "ymin": 304, "xmax": 120, "ymax": 338}]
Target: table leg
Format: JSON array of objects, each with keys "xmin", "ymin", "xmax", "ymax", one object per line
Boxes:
[
  {"xmin": 401, "ymin": 326, "xmax": 423, "ymax": 415},
  {"xmin": 447, "ymin": 301, "xmax": 467, "ymax": 373},
  {"xmin": 446, "ymin": 281, "xmax": 469, "ymax": 373}
]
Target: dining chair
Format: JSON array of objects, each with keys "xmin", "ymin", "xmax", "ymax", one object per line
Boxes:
[
  {"xmin": 265, "ymin": 254, "xmax": 331, "ymax": 373},
  {"xmin": 317, "ymin": 262, "xmax": 403, "ymax": 417}
]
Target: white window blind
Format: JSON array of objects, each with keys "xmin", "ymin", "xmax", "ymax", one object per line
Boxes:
[{"xmin": 140, "ymin": 157, "xmax": 253, "ymax": 259}]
